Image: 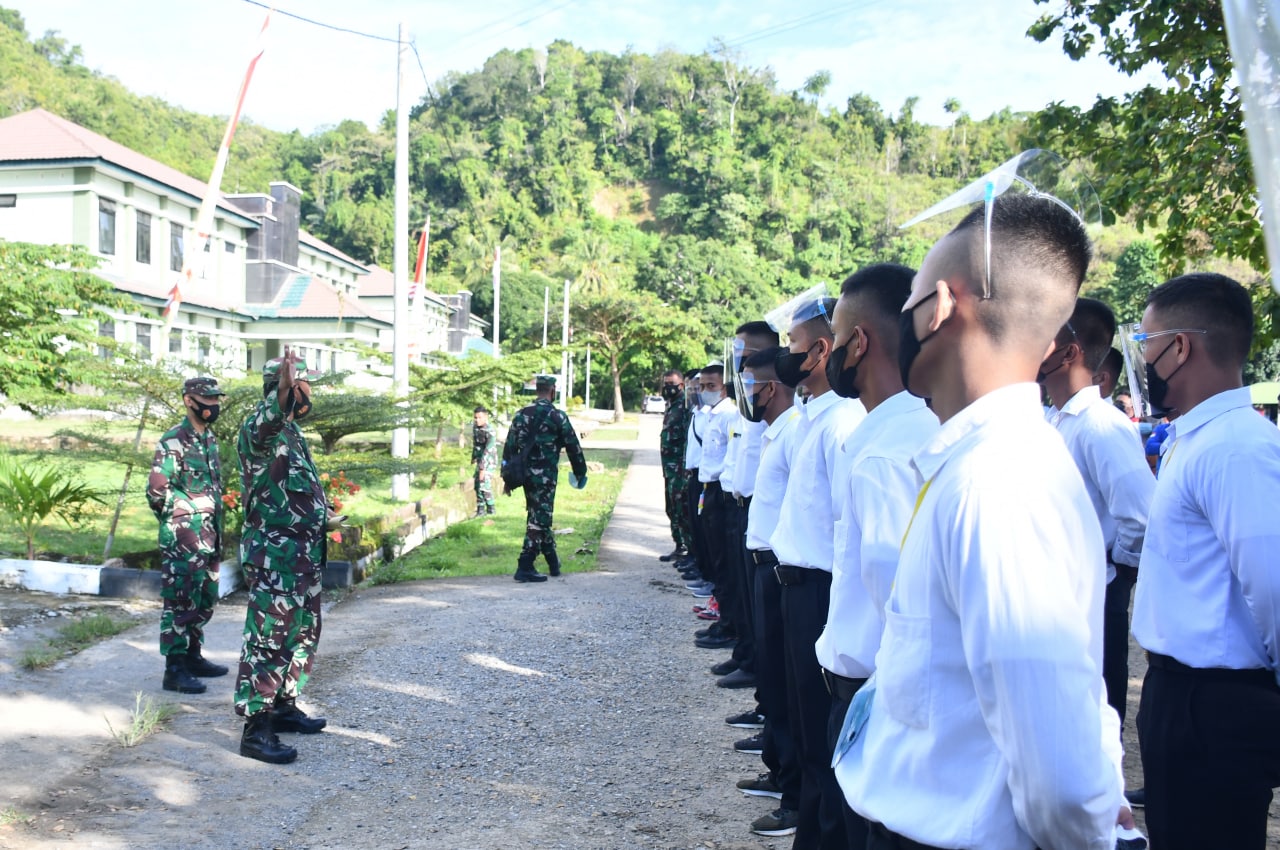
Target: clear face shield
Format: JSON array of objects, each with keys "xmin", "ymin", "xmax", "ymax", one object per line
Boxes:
[
  {"xmin": 738, "ymin": 369, "xmax": 778, "ymax": 423},
  {"xmin": 764, "ymin": 282, "xmax": 833, "ymax": 343},
  {"xmin": 685, "ymin": 372, "xmax": 702, "ymax": 409},
  {"xmin": 899, "ymin": 149, "xmax": 1103, "ymax": 300},
  {"xmin": 1118, "ymin": 324, "xmax": 1153, "ymax": 418}
]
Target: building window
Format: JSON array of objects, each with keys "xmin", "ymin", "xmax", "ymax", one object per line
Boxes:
[
  {"xmin": 169, "ymin": 328, "xmax": 183, "ymax": 355},
  {"xmin": 136, "ymin": 323, "xmax": 152, "ymax": 356},
  {"xmin": 225, "ymin": 241, "xmax": 236, "ymax": 254},
  {"xmin": 0, "ymin": 194, "xmax": 15, "ymax": 208},
  {"xmin": 97, "ymin": 319, "xmax": 114, "ymax": 357},
  {"xmin": 169, "ymin": 225, "xmax": 184, "ymax": 272},
  {"xmin": 136, "ymin": 211, "xmax": 151, "ymax": 264},
  {"xmin": 98, "ymin": 199, "xmax": 116, "ymax": 256},
  {"xmin": 197, "ymin": 335, "xmax": 211, "ymax": 364}
]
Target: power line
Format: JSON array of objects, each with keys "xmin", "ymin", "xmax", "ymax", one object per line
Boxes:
[
  {"xmin": 237, "ymin": 0, "xmax": 400, "ymax": 43},
  {"xmin": 725, "ymin": 1, "xmax": 880, "ymax": 49}
]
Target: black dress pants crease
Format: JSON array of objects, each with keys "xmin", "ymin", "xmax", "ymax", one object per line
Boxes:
[
  {"xmin": 779, "ymin": 568, "xmax": 847, "ymax": 850},
  {"xmin": 1102, "ymin": 564, "xmax": 1136, "ymax": 727},
  {"xmin": 724, "ymin": 501, "xmax": 755, "ymax": 674},
  {"xmin": 752, "ymin": 549, "xmax": 801, "ymax": 812},
  {"xmin": 827, "ymin": 678, "xmax": 871, "ymax": 850},
  {"xmin": 1137, "ymin": 659, "xmax": 1280, "ymax": 850}
]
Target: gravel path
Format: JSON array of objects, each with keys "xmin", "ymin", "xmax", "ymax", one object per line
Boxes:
[{"xmin": 0, "ymin": 416, "xmax": 786, "ymax": 850}]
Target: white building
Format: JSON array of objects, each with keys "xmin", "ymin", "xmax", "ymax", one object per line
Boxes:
[{"xmin": 0, "ymin": 108, "xmax": 485, "ymax": 377}]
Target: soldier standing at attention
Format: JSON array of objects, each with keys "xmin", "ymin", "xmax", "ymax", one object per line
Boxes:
[
  {"xmin": 658, "ymin": 369, "xmax": 691, "ymax": 562},
  {"xmin": 235, "ymin": 350, "xmax": 328, "ymax": 765},
  {"xmin": 146, "ymin": 376, "xmax": 230, "ymax": 696},
  {"xmin": 471, "ymin": 405, "xmax": 498, "ymax": 518},
  {"xmin": 502, "ymin": 375, "xmax": 588, "ymax": 583}
]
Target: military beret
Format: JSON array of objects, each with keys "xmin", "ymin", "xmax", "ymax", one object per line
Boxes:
[
  {"xmin": 183, "ymin": 376, "xmax": 226, "ymax": 397},
  {"xmin": 262, "ymin": 356, "xmax": 313, "ymax": 389}
]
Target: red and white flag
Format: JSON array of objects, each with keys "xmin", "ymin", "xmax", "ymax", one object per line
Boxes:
[{"xmin": 163, "ymin": 11, "xmax": 270, "ymax": 326}]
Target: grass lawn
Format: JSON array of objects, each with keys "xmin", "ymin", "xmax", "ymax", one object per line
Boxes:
[
  {"xmin": 588, "ymin": 427, "xmax": 639, "ymax": 442},
  {"xmin": 373, "ymin": 447, "xmax": 632, "ymax": 583}
]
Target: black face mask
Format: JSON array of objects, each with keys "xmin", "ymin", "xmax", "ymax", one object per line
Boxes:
[
  {"xmin": 189, "ymin": 400, "xmax": 221, "ymax": 425},
  {"xmin": 292, "ymin": 387, "xmax": 312, "ymax": 420},
  {"xmin": 1036, "ymin": 346, "xmax": 1070, "ymax": 384},
  {"xmin": 1145, "ymin": 339, "xmax": 1183, "ymax": 417},
  {"xmin": 661, "ymin": 384, "xmax": 682, "ymax": 401},
  {"xmin": 898, "ymin": 293, "xmax": 940, "ymax": 398},
  {"xmin": 743, "ymin": 383, "xmax": 773, "ymax": 423},
  {"xmin": 826, "ymin": 341, "xmax": 861, "ymax": 399},
  {"xmin": 775, "ymin": 343, "xmax": 818, "ymax": 389}
]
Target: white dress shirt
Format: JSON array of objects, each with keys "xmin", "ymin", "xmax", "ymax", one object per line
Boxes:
[
  {"xmin": 698, "ymin": 396, "xmax": 737, "ymax": 483},
  {"xmin": 769, "ymin": 390, "xmax": 866, "ymax": 571},
  {"xmin": 817, "ymin": 392, "xmax": 939, "ymax": 679},
  {"xmin": 720, "ymin": 413, "xmax": 745, "ymax": 495},
  {"xmin": 1133, "ymin": 386, "xmax": 1280, "ymax": 679},
  {"xmin": 684, "ymin": 405, "xmax": 707, "ymax": 471},
  {"xmin": 837, "ymin": 383, "xmax": 1121, "ymax": 850},
  {"xmin": 1051, "ymin": 385, "xmax": 1154, "ymax": 580},
  {"xmin": 733, "ymin": 419, "xmax": 765, "ymax": 499},
  {"xmin": 745, "ymin": 409, "xmax": 800, "ymax": 551}
]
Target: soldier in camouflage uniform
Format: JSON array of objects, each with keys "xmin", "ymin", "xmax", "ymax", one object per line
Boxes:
[
  {"xmin": 471, "ymin": 405, "xmax": 498, "ymax": 517},
  {"xmin": 501, "ymin": 375, "xmax": 588, "ymax": 583},
  {"xmin": 146, "ymin": 376, "xmax": 230, "ymax": 696},
  {"xmin": 658, "ymin": 369, "xmax": 692, "ymax": 561},
  {"xmin": 234, "ymin": 351, "xmax": 328, "ymax": 765}
]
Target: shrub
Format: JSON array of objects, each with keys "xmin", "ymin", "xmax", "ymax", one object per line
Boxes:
[{"xmin": 0, "ymin": 457, "xmax": 105, "ymax": 559}]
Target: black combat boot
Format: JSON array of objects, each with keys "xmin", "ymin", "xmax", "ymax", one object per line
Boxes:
[
  {"xmin": 240, "ymin": 712, "xmax": 298, "ymax": 764},
  {"xmin": 513, "ymin": 552, "xmax": 547, "ymax": 583},
  {"xmin": 185, "ymin": 643, "xmax": 229, "ymax": 678},
  {"xmin": 271, "ymin": 696, "xmax": 327, "ymax": 734},
  {"xmin": 162, "ymin": 656, "xmax": 207, "ymax": 694},
  {"xmin": 545, "ymin": 551, "xmax": 562, "ymax": 577}
]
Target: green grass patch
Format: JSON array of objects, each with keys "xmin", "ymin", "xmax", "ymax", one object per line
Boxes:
[
  {"xmin": 106, "ymin": 692, "xmax": 179, "ymax": 747},
  {"xmin": 0, "ymin": 807, "xmax": 32, "ymax": 827},
  {"xmin": 373, "ymin": 448, "xmax": 631, "ymax": 583},
  {"xmin": 19, "ymin": 612, "xmax": 135, "ymax": 670},
  {"xmin": 589, "ymin": 427, "xmax": 639, "ymax": 442}
]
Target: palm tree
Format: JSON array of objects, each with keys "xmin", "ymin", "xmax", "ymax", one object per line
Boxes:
[{"xmin": 562, "ymin": 231, "xmax": 621, "ymax": 297}]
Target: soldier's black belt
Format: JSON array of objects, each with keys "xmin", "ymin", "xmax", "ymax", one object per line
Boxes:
[
  {"xmin": 1146, "ymin": 652, "xmax": 1279, "ymax": 688},
  {"xmin": 821, "ymin": 668, "xmax": 867, "ymax": 702},
  {"xmin": 774, "ymin": 564, "xmax": 809, "ymax": 586},
  {"xmin": 750, "ymin": 549, "xmax": 778, "ymax": 567}
]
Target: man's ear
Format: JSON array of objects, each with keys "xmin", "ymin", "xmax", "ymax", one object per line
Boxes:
[{"xmin": 930, "ymin": 279, "xmax": 956, "ymax": 332}]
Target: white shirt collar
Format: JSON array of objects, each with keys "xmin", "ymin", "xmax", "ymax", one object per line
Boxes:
[
  {"xmin": 1058, "ymin": 384, "xmax": 1102, "ymax": 417},
  {"xmin": 801, "ymin": 388, "xmax": 841, "ymax": 421},
  {"xmin": 764, "ymin": 406, "xmax": 800, "ymax": 438},
  {"xmin": 913, "ymin": 383, "xmax": 1041, "ymax": 482},
  {"xmin": 1167, "ymin": 386, "xmax": 1252, "ymax": 442},
  {"xmin": 711, "ymin": 395, "xmax": 735, "ymax": 413}
]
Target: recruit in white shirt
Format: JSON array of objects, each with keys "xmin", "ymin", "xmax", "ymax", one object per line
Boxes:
[
  {"xmin": 719, "ymin": 412, "xmax": 745, "ymax": 495},
  {"xmin": 745, "ymin": 409, "xmax": 800, "ymax": 552},
  {"xmin": 1051, "ymin": 385, "xmax": 1154, "ymax": 581},
  {"xmin": 769, "ymin": 390, "xmax": 866, "ymax": 571},
  {"xmin": 1133, "ymin": 386, "xmax": 1280, "ymax": 680},
  {"xmin": 732, "ymin": 418, "xmax": 765, "ymax": 499},
  {"xmin": 837, "ymin": 384, "xmax": 1121, "ymax": 850},
  {"xmin": 698, "ymin": 396, "xmax": 737, "ymax": 483},
  {"xmin": 683, "ymin": 406, "xmax": 707, "ymax": 471},
  {"xmin": 817, "ymin": 391, "xmax": 939, "ymax": 679}
]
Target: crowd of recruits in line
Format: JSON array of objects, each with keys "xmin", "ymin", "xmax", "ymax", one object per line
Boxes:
[{"xmin": 657, "ymin": 192, "xmax": 1280, "ymax": 850}]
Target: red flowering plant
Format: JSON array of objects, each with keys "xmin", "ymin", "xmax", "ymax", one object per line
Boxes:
[{"xmin": 319, "ymin": 470, "xmax": 361, "ymax": 513}]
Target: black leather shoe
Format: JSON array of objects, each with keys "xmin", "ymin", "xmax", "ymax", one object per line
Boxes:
[
  {"xmin": 546, "ymin": 554, "xmax": 562, "ymax": 577},
  {"xmin": 659, "ymin": 547, "xmax": 685, "ymax": 562},
  {"xmin": 185, "ymin": 649, "xmax": 229, "ymax": 678},
  {"xmin": 271, "ymin": 698, "xmax": 327, "ymax": 734},
  {"xmin": 710, "ymin": 658, "xmax": 739, "ymax": 676},
  {"xmin": 514, "ymin": 569, "xmax": 548, "ymax": 583},
  {"xmin": 162, "ymin": 659, "xmax": 206, "ymax": 694},
  {"xmin": 717, "ymin": 668, "xmax": 757, "ymax": 689},
  {"xmin": 674, "ymin": 556, "xmax": 696, "ymax": 570},
  {"xmin": 1124, "ymin": 788, "xmax": 1145, "ymax": 809},
  {"xmin": 695, "ymin": 633, "xmax": 737, "ymax": 650},
  {"xmin": 241, "ymin": 713, "xmax": 298, "ymax": 764}
]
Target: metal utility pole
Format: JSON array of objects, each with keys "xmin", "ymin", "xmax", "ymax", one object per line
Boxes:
[
  {"xmin": 561, "ymin": 279, "xmax": 570, "ymax": 404},
  {"xmin": 542, "ymin": 285, "xmax": 549, "ymax": 348},
  {"xmin": 585, "ymin": 345, "xmax": 591, "ymax": 409},
  {"xmin": 390, "ymin": 21, "xmax": 410, "ymax": 500},
  {"xmin": 492, "ymin": 245, "xmax": 501, "ymax": 357}
]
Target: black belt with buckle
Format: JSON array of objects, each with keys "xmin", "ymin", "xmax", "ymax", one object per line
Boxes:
[
  {"xmin": 821, "ymin": 668, "xmax": 867, "ymax": 702},
  {"xmin": 735, "ymin": 494, "xmax": 752, "ymax": 509},
  {"xmin": 774, "ymin": 564, "xmax": 807, "ymax": 586},
  {"xmin": 750, "ymin": 549, "xmax": 779, "ymax": 567},
  {"xmin": 1146, "ymin": 652, "xmax": 1278, "ymax": 688}
]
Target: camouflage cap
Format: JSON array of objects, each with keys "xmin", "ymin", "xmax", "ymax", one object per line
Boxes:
[
  {"xmin": 183, "ymin": 376, "xmax": 226, "ymax": 397},
  {"xmin": 262, "ymin": 356, "xmax": 313, "ymax": 384},
  {"xmin": 534, "ymin": 374, "xmax": 557, "ymax": 389}
]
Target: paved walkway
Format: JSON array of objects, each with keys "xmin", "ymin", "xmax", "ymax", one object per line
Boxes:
[{"xmin": 0, "ymin": 413, "xmax": 784, "ymax": 850}]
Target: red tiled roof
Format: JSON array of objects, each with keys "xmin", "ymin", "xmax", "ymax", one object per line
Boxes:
[
  {"xmin": 102, "ymin": 273, "xmax": 249, "ymax": 317},
  {"xmin": 0, "ymin": 109, "xmax": 258, "ymax": 221},
  {"xmin": 358, "ymin": 264, "xmax": 395, "ymax": 297}
]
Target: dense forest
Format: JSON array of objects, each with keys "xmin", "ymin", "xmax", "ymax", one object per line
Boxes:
[{"xmin": 1, "ymin": 5, "xmax": 1272, "ymax": 402}]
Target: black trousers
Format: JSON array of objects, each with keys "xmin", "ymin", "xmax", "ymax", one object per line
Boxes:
[
  {"xmin": 1102, "ymin": 565, "xmax": 1136, "ymax": 728},
  {"xmin": 779, "ymin": 568, "xmax": 846, "ymax": 850},
  {"xmin": 752, "ymin": 549, "xmax": 801, "ymax": 813},
  {"xmin": 826, "ymin": 674, "xmax": 871, "ymax": 850},
  {"xmin": 723, "ymin": 500, "xmax": 755, "ymax": 675},
  {"xmin": 865, "ymin": 821, "xmax": 948, "ymax": 850},
  {"xmin": 684, "ymin": 471, "xmax": 707, "ymax": 571},
  {"xmin": 1137, "ymin": 655, "xmax": 1280, "ymax": 850}
]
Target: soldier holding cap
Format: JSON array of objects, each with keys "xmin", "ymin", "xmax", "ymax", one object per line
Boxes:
[
  {"xmin": 502, "ymin": 375, "xmax": 588, "ymax": 582},
  {"xmin": 146, "ymin": 376, "xmax": 230, "ymax": 696},
  {"xmin": 234, "ymin": 349, "xmax": 328, "ymax": 764}
]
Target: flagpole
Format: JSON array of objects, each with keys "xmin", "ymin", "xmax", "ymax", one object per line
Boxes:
[
  {"xmin": 492, "ymin": 245, "xmax": 501, "ymax": 357},
  {"xmin": 391, "ymin": 21, "xmax": 411, "ymax": 501}
]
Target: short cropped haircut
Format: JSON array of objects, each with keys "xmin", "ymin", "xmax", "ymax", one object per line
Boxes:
[
  {"xmin": 952, "ymin": 193, "xmax": 1093, "ymax": 345},
  {"xmin": 839, "ymin": 264, "xmax": 916, "ymax": 358},
  {"xmin": 684, "ymin": 368, "xmax": 700, "ymax": 381},
  {"xmin": 743, "ymin": 346, "xmax": 785, "ymax": 378},
  {"xmin": 701, "ymin": 364, "xmax": 725, "ymax": 379},
  {"xmin": 664, "ymin": 369, "xmax": 683, "ymax": 379},
  {"xmin": 1099, "ymin": 347, "xmax": 1123, "ymax": 379},
  {"xmin": 736, "ymin": 320, "xmax": 779, "ymax": 346},
  {"xmin": 1064, "ymin": 297, "xmax": 1117, "ymax": 373},
  {"xmin": 793, "ymin": 297, "xmax": 839, "ymax": 341},
  {"xmin": 474, "ymin": 405, "xmax": 489, "ymax": 414},
  {"xmin": 1146, "ymin": 272, "xmax": 1253, "ymax": 367}
]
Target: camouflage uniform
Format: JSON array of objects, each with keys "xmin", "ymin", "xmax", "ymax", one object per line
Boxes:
[
  {"xmin": 472, "ymin": 422, "xmax": 498, "ymax": 515},
  {"xmin": 660, "ymin": 394, "xmax": 693, "ymax": 551},
  {"xmin": 234, "ymin": 363, "xmax": 327, "ymax": 719},
  {"xmin": 147, "ymin": 417, "xmax": 223, "ymax": 658},
  {"xmin": 502, "ymin": 397, "xmax": 587, "ymax": 568}
]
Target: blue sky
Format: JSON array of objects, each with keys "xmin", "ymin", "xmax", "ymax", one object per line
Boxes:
[{"xmin": 9, "ymin": 0, "xmax": 1164, "ymax": 134}]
